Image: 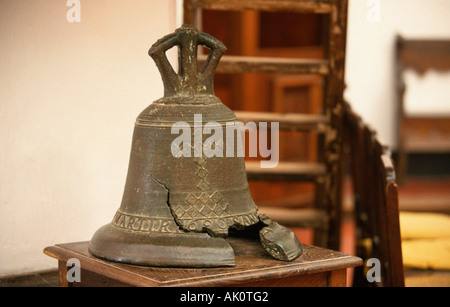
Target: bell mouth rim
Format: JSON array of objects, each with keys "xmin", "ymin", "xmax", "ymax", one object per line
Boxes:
[{"xmin": 88, "ymin": 223, "xmax": 236, "ymax": 268}]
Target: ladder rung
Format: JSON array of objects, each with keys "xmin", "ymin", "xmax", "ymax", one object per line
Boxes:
[
  {"xmin": 245, "ymin": 161, "xmax": 326, "ymax": 181},
  {"xmin": 199, "ymin": 55, "xmax": 329, "ymax": 75},
  {"xmin": 235, "ymin": 111, "xmax": 327, "ymax": 132},
  {"xmin": 190, "ymin": 0, "xmax": 332, "ymax": 14}
]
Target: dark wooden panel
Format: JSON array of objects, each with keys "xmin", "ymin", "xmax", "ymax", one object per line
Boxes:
[{"xmin": 202, "ymin": 55, "xmax": 328, "ymax": 75}]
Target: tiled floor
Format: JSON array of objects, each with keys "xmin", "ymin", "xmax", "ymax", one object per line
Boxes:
[{"xmin": 0, "ymin": 270, "xmax": 58, "ymax": 287}]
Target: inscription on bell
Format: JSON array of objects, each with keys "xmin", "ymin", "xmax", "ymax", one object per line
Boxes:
[{"xmin": 113, "ymin": 211, "xmax": 183, "ymax": 233}]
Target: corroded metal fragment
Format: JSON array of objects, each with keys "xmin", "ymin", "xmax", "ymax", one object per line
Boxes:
[{"xmin": 259, "ymin": 215, "xmax": 303, "ymax": 261}]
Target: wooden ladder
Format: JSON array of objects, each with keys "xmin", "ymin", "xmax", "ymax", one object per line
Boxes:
[{"xmin": 183, "ymin": 0, "xmax": 348, "ymax": 250}]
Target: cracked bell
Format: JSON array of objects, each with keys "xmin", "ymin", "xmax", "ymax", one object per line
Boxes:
[{"xmin": 89, "ymin": 25, "xmax": 302, "ymax": 267}]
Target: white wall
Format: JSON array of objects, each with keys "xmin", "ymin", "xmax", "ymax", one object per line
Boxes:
[
  {"xmin": 0, "ymin": 0, "xmax": 177, "ymax": 277},
  {"xmin": 345, "ymin": 0, "xmax": 450, "ymax": 148},
  {"xmin": 404, "ymin": 70, "xmax": 450, "ymax": 115}
]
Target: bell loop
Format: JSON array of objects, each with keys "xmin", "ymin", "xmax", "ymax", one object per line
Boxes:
[{"xmin": 148, "ymin": 24, "xmax": 227, "ymax": 98}]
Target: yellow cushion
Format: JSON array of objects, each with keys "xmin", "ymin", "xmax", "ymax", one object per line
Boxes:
[
  {"xmin": 400, "ymin": 212, "xmax": 450, "ymax": 270},
  {"xmin": 400, "ymin": 212, "xmax": 450, "ymax": 240},
  {"xmin": 402, "ymin": 238, "xmax": 450, "ymax": 270}
]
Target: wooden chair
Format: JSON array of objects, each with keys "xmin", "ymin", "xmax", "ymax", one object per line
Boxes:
[
  {"xmin": 395, "ymin": 35, "xmax": 450, "ymax": 183},
  {"xmin": 344, "ymin": 103, "xmax": 405, "ymax": 287},
  {"xmin": 184, "ymin": 0, "xmax": 348, "ymax": 251}
]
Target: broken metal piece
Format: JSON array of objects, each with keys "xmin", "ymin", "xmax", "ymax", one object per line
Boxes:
[{"xmin": 258, "ymin": 215, "xmax": 303, "ymax": 261}]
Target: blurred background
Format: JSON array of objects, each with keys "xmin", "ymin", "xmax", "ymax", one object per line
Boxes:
[{"xmin": 0, "ymin": 0, "xmax": 449, "ymax": 286}]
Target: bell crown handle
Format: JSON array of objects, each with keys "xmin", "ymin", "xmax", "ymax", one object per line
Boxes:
[{"xmin": 149, "ymin": 24, "xmax": 226, "ymax": 98}]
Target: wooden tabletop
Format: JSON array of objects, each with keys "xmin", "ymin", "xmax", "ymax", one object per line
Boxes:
[{"xmin": 44, "ymin": 237, "xmax": 362, "ymax": 287}]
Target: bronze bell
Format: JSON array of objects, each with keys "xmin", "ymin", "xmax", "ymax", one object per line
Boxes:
[{"xmin": 89, "ymin": 25, "xmax": 302, "ymax": 267}]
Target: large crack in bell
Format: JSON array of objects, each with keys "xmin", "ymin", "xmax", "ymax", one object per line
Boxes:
[{"xmin": 151, "ymin": 173, "xmax": 302, "ymax": 261}]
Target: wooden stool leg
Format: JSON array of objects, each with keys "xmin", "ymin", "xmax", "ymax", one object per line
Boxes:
[
  {"xmin": 58, "ymin": 260, "xmax": 69, "ymax": 287},
  {"xmin": 328, "ymin": 269, "xmax": 347, "ymax": 287}
]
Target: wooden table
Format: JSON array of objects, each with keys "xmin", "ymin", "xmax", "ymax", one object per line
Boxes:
[{"xmin": 44, "ymin": 237, "xmax": 362, "ymax": 287}]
